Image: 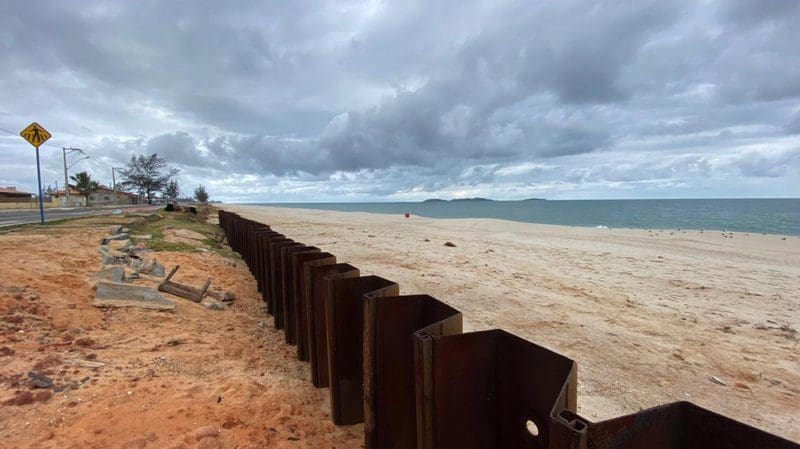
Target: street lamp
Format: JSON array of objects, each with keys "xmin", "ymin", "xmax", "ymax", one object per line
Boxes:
[{"xmin": 62, "ymin": 147, "xmax": 84, "ymax": 207}]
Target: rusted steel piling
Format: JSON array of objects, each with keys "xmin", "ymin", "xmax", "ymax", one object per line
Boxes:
[{"xmin": 217, "ymin": 210, "xmax": 798, "ymax": 449}]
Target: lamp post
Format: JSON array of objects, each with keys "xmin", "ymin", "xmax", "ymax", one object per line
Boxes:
[
  {"xmin": 112, "ymin": 167, "xmax": 124, "ymax": 204},
  {"xmin": 62, "ymin": 147, "xmax": 84, "ymax": 207}
]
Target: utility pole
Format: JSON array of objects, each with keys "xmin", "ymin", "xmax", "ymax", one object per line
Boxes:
[
  {"xmin": 62, "ymin": 148, "xmax": 69, "ymax": 207},
  {"xmin": 61, "ymin": 147, "xmax": 84, "ymax": 207},
  {"xmin": 112, "ymin": 167, "xmax": 116, "ymax": 204},
  {"xmin": 112, "ymin": 167, "xmax": 124, "ymax": 205}
]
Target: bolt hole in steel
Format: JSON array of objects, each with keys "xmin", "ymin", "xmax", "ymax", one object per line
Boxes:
[{"xmin": 526, "ymin": 419, "xmax": 539, "ymax": 437}]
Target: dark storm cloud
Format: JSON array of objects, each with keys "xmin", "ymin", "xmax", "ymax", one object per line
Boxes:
[{"xmin": 0, "ymin": 0, "xmax": 798, "ymax": 201}]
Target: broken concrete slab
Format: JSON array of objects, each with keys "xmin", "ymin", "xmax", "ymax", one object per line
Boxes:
[
  {"xmin": 102, "ymin": 254, "xmax": 124, "ymax": 265},
  {"xmin": 128, "ymin": 258, "xmax": 144, "ymax": 270},
  {"xmin": 129, "ymin": 247, "xmax": 153, "ymax": 257},
  {"xmin": 96, "ymin": 266, "xmax": 124, "ymax": 283},
  {"xmin": 108, "ymin": 239, "xmax": 132, "ymax": 251},
  {"xmin": 207, "ymin": 290, "xmax": 236, "ymax": 302},
  {"xmin": 101, "ymin": 233, "xmax": 130, "ymax": 245},
  {"xmin": 201, "ymin": 299, "xmax": 225, "ymax": 310},
  {"xmin": 151, "ymin": 261, "xmax": 166, "ymax": 277},
  {"xmin": 93, "ymin": 281, "xmax": 176, "ymax": 311},
  {"xmin": 102, "ymin": 248, "xmax": 129, "ymax": 265},
  {"xmin": 129, "ymin": 258, "xmax": 166, "ymax": 277}
]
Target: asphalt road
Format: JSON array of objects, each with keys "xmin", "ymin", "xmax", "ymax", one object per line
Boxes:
[{"xmin": 0, "ymin": 205, "xmax": 157, "ymax": 227}]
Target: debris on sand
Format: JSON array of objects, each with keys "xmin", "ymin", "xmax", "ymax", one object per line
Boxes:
[
  {"xmin": 129, "ymin": 258, "xmax": 166, "ymax": 277},
  {"xmin": 93, "ymin": 282, "xmax": 176, "ymax": 311},
  {"xmin": 709, "ymin": 376, "xmax": 727, "ymax": 386},
  {"xmin": 444, "ymin": 241, "xmax": 457, "ymax": 247},
  {"xmin": 207, "ymin": 289, "xmax": 236, "ymax": 302},
  {"xmin": 27, "ymin": 371, "xmax": 54, "ymax": 389},
  {"xmin": 202, "ymin": 299, "xmax": 226, "ymax": 311},
  {"xmin": 158, "ymin": 265, "xmax": 211, "ymax": 303},
  {"xmin": 64, "ymin": 358, "xmax": 106, "ymax": 368},
  {"xmin": 101, "ymin": 233, "xmax": 130, "ymax": 245},
  {"xmin": 96, "ymin": 266, "xmax": 125, "ymax": 283}
]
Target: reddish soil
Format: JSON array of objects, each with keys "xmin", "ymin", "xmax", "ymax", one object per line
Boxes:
[{"xmin": 0, "ymin": 224, "xmax": 362, "ymax": 449}]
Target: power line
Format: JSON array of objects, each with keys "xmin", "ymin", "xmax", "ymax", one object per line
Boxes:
[
  {"xmin": 2, "ymin": 125, "xmax": 131, "ymax": 189},
  {"xmin": 0, "ymin": 125, "xmax": 70, "ymax": 149}
]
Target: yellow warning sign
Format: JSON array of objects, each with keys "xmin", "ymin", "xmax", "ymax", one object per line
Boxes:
[{"xmin": 20, "ymin": 122, "xmax": 52, "ymax": 148}]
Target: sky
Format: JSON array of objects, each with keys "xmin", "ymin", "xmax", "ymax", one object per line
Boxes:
[{"xmin": 1, "ymin": 0, "xmax": 798, "ymax": 202}]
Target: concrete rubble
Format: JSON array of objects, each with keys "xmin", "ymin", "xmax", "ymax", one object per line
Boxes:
[
  {"xmin": 93, "ymin": 281, "xmax": 176, "ymax": 311},
  {"xmin": 201, "ymin": 299, "xmax": 226, "ymax": 310},
  {"xmin": 91, "ymin": 226, "xmax": 176, "ymax": 311},
  {"xmin": 207, "ymin": 289, "xmax": 236, "ymax": 302},
  {"xmin": 91, "ymin": 219, "xmax": 224, "ymax": 311},
  {"xmin": 96, "ymin": 266, "xmax": 125, "ymax": 283}
]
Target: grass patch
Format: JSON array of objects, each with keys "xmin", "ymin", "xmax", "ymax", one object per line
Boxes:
[
  {"xmin": 131, "ymin": 207, "xmax": 237, "ymax": 258},
  {"xmin": 148, "ymin": 240, "xmax": 196, "ymax": 252}
]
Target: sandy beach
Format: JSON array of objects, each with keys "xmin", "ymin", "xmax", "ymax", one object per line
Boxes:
[
  {"xmin": 226, "ymin": 204, "xmax": 800, "ymax": 442},
  {"xmin": 0, "ymin": 207, "xmax": 797, "ymax": 448}
]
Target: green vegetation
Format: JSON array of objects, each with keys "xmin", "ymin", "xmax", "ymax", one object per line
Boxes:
[
  {"xmin": 118, "ymin": 153, "xmax": 179, "ymax": 204},
  {"xmin": 164, "ymin": 180, "xmax": 180, "ymax": 200},
  {"xmin": 1, "ymin": 205, "xmax": 237, "ymax": 259},
  {"xmin": 70, "ymin": 171, "xmax": 99, "ymax": 206},
  {"xmin": 131, "ymin": 206, "xmax": 236, "ymax": 258},
  {"xmin": 194, "ymin": 185, "xmax": 209, "ymax": 202}
]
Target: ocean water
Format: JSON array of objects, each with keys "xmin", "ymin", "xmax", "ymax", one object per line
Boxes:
[{"xmin": 248, "ymin": 198, "xmax": 800, "ymax": 236}]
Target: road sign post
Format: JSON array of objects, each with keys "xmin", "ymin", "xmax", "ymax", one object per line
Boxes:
[
  {"xmin": 35, "ymin": 146, "xmax": 44, "ymax": 223},
  {"xmin": 20, "ymin": 122, "xmax": 52, "ymax": 224}
]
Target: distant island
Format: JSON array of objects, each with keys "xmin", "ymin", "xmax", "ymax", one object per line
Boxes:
[
  {"xmin": 422, "ymin": 197, "xmax": 545, "ymax": 202},
  {"xmin": 422, "ymin": 197, "xmax": 494, "ymax": 202}
]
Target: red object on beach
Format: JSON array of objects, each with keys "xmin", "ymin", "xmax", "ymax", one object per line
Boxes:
[{"xmin": 404, "ymin": 213, "xmax": 410, "ymax": 218}]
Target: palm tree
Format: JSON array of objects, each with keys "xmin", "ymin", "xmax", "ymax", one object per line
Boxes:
[{"xmin": 70, "ymin": 171, "xmax": 99, "ymax": 207}]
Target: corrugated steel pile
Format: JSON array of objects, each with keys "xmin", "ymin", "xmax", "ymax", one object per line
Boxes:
[{"xmin": 218, "ymin": 210, "xmax": 798, "ymax": 449}]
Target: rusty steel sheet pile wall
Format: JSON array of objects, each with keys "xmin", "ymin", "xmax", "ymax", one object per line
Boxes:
[
  {"xmin": 281, "ymin": 245, "xmax": 320, "ymax": 345},
  {"xmin": 293, "ymin": 251, "xmax": 336, "ymax": 361},
  {"xmin": 216, "ymin": 210, "xmax": 799, "ymax": 449},
  {"xmin": 308, "ymin": 263, "xmax": 359, "ymax": 387}
]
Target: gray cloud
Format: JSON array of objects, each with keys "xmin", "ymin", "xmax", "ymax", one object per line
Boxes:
[
  {"xmin": 731, "ymin": 149, "xmax": 800, "ymax": 178},
  {"xmin": 0, "ymin": 0, "xmax": 798, "ymax": 201},
  {"xmin": 786, "ymin": 110, "xmax": 800, "ymax": 135}
]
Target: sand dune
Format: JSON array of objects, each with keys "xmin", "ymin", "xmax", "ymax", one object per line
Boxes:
[{"xmin": 226, "ymin": 204, "xmax": 800, "ymax": 442}]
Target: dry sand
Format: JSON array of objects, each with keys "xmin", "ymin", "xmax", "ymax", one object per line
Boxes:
[{"xmin": 225, "ymin": 204, "xmax": 800, "ymax": 442}]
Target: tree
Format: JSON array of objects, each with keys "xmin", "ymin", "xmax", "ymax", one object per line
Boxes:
[
  {"xmin": 194, "ymin": 185, "xmax": 209, "ymax": 203},
  {"xmin": 164, "ymin": 180, "xmax": 180, "ymax": 200},
  {"xmin": 118, "ymin": 154, "xmax": 179, "ymax": 204},
  {"xmin": 70, "ymin": 171, "xmax": 98, "ymax": 207}
]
